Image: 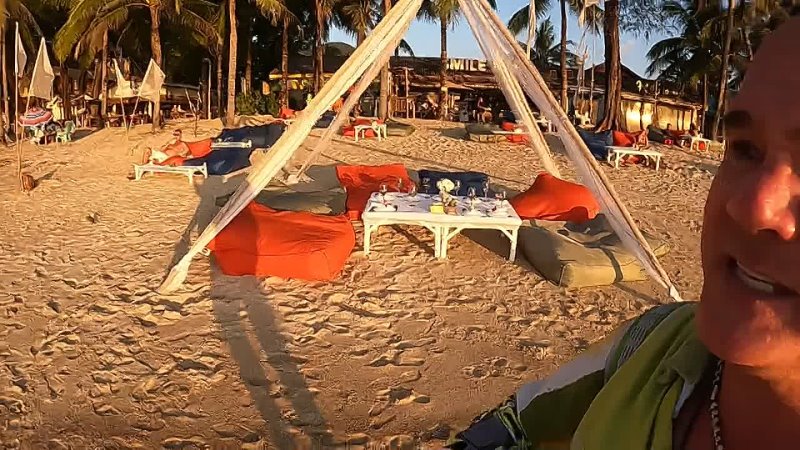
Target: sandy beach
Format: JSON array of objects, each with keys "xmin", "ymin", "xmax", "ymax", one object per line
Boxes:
[{"xmin": 0, "ymin": 120, "xmax": 718, "ymax": 449}]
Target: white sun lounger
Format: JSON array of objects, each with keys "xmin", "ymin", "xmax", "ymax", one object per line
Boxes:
[
  {"xmin": 211, "ymin": 139, "xmax": 253, "ymax": 149},
  {"xmin": 133, "ymin": 163, "xmax": 209, "ymax": 184},
  {"xmin": 606, "ymin": 146, "xmax": 663, "ymax": 171}
]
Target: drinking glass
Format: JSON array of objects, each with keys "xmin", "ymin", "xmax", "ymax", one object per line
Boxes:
[
  {"xmin": 467, "ymin": 186, "xmax": 477, "ymax": 199},
  {"xmin": 421, "ymin": 177, "xmax": 430, "ymax": 194},
  {"xmin": 380, "ymin": 183, "xmax": 388, "ymax": 203}
]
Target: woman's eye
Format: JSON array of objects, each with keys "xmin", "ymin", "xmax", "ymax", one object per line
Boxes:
[{"xmin": 727, "ymin": 139, "xmax": 763, "ymax": 163}]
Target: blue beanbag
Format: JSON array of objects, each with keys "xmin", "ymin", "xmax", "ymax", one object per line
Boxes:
[
  {"xmin": 577, "ymin": 129, "xmax": 613, "ymax": 160},
  {"xmin": 417, "ymin": 170, "xmax": 491, "ymax": 197},
  {"xmin": 216, "ymin": 123, "xmax": 285, "ymax": 149},
  {"xmin": 184, "ymin": 148, "xmax": 255, "ymax": 175}
]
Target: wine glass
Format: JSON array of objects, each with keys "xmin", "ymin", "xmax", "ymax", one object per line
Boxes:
[
  {"xmin": 379, "ymin": 183, "xmax": 388, "ymax": 203},
  {"xmin": 453, "ymin": 180, "xmax": 462, "ymax": 197},
  {"xmin": 421, "ymin": 177, "xmax": 430, "ymax": 195},
  {"xmin": 409, "ymin": 182, "xmax": 418, "ymax": 198},
  {"xmin": 467, "ymin": 186, "xmax": 477, "ymax": 211},
  {"xmin": 482, "ymin": 180, "xmax": 490, "ymax": 198},
  {"xmin": 397, "ymin": 177, "xmax": 403, "ymax": 193}
]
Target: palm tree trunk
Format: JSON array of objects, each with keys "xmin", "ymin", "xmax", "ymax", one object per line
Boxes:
[
  {"xmin": 701, "ymin": 73, "xmax": 708, "ymax": 135},
  {"xmin": 216, "ymin": 49, "xmax": 223, "ymax": 118},
  {"xmin": 61, "ymin": 66, "xmax": 72, "ymax": 122},
  {"xmin": 101, "ymin": 30, "xmax": 109, "ymax": 123},
  {"xmin": 226, "ymin": 0, "xmax": 238, "ymax": 125},
  {"xmin": 711, "ymin": 0, "xmax": 735, "ymax": 140},
  {"xmin": 281, "ymin": 15, "xmax": 290, "ymax": 108},
  {"xmin": 559, "ymin": 0, "xmax": 568, "ymax": 112},
  {"xmin": 378, "ymin": 0, "xmax": 392, "ymax": 120},
  {"xmin": 245, "ymin": 18, "xmax": 253, "ymax": 93},
  {"xmin": 597, "ymin": 0, "xmax": 622, "ymax": 131},
  {"xmin": 0, "ymin": 28, "xmax": 7, "ymax": 144},
  {"xmin": 150, "ymin": 3, "xmax": 163, "ymax": 130},
  {"xmin": 439, "ymin": 16, "xmax": 448, "ymax": 121},
  {"xmin": 313, "ymin": 0, "xmax": 325, "ymax": 94}
]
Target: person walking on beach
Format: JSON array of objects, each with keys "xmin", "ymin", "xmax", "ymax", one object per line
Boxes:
[{"xmin": 450, "ymin": 14, "xmax": 800, "ymax": 450}]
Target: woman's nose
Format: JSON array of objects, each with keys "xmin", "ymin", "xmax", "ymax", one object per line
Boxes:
[{"xmin": 727, "ymin": 163, "xmax": 799, "ymax": 241}]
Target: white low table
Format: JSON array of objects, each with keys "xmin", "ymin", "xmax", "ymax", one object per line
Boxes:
[
  {"xmin": 606, "ymin": 146, "xmax": 663, "ymax": 171},
  {"xmin": 354, "ymin": 123, "xmax": 387, "ymax": 142},
  {"xmin": 133, "ymin": 163, "xmax": 209, "ymax": 184},
  {"xmin": 361, "ymin": 192, "xmax": 522, "ymax": 261}
]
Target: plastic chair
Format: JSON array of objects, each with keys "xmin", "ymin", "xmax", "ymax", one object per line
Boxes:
[{"xmin": 56, "ymin": 121, "xmax": 75, "ymax": 143}]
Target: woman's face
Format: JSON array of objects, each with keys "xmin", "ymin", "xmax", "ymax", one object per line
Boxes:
[{"xmin": 699, "ymin": 19, "xmax": 800, "ymax": 369}]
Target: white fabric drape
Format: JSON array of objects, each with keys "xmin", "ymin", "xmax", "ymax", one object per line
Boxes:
[
  {"xmin": 159, "ymin": 0, "xmax": 424, "ymax": 293},
  {"xmin": 461, "ymin": 0, "xmax": 682, "ymax": 301},
  {"xmin": 160, "ymin": 0, "xmax": 681, "ymax": 303}
]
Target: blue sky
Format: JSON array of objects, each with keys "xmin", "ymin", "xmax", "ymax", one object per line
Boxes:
[{"xmin": 329, "ymin": 0, "xmax": 673, "ymax": 79}]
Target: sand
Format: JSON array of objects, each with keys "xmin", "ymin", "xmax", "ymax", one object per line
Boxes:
[{"xmin": 0, "ymin": 119, "xmax": 718, "ymax": 449}]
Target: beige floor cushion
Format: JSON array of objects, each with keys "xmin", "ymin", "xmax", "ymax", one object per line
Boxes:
[
  {"xmin": 255, "ymin": 188, "xmax": 346, "ymax": 216},
  {"xmin": 521, "ymin": 215, "xmax": 670, "ymax": 288}
]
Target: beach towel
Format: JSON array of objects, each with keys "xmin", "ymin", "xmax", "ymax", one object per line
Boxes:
[
  {"xmin": 207, "ymin": 202, "xmax": 356, "ymax": 280},
  {"xmin": 510, "ymin": 173, "xmax": 599, "ymax": 223}
]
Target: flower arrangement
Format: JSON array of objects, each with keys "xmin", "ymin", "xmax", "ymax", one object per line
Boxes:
[{"xmin": 436, "ymin": 178, "xmax": 456, "ymax": 205}]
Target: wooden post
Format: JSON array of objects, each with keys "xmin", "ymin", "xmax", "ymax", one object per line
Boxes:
[{"xmin": 101, "ymin": 30, "xmax": 109, "ymax": 125}]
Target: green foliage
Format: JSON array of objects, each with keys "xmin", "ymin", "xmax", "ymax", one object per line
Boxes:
[{"xmin": 235, "ymin": 90, "xmax": 279, "ymax": 116}]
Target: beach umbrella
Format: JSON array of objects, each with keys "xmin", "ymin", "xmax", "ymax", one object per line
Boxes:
[{"xmin": 19, "ymin": 107, "xmax": 53, "ymax": 126}]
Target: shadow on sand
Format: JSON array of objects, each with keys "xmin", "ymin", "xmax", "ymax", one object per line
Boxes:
[{"xmin": 166, "ymin": 171, "xmax": 331, "ymax": 449}]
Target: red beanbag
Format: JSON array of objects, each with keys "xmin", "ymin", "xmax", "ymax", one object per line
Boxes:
[
  {"xmin": 342, "ymin": 126, "xmax": 376, "ymax": 138},
  {"xmin": 336, "ymin": 164, "xmax": 413, "ymax": 220},
  {"xmin": 501, "ymin": 121, "xmax": 516, "ymax": 132},
  {"xmin": 612, "ymin": 130, "xmax": 636, "ymax": 147},
  {"xmin": 157, "ymin": 156, "xmax": 186, "ymax": 166},
  {"xmin": 509, "ymin": 173, "xmax": 600, "ymax": 223},
  {"xmin": 186, "ymin": 139, "xmax": 213, "ymax": 158},
  {"xmin": 279, "ymin": 107, "xmax": 296, "ymax": 119},
  {"xmin": 207, "ymin": 203, "xmax": 356, "ymax": 281}
]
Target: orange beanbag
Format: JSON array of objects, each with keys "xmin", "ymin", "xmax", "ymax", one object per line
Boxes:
[
  {"xmin": 509, "ymin": 173, "xmax": 600, "ymax": 223},
  {"xmin": 612, "ymin": 130, "xmax": 636, "ymax": 147},
  {"xmin": 501, "ymin": 121, "xmax": 516, "ymax": 132},
  {"xmin": 186, "ymin": 139, "xmax": 213, "ymax": 158},
  {"xmin": 336, "ymin": 164, "xmax": 413, "ymax": 220},
  {"xmin": 207, "ymin": 203, "xmax": 356, "ymax": 281},
  {"xmin": 157, "ymin": 156, "xmax": 186, "ymax": 167},
  {"xmin": 342, "ymin": 126, "xmax": 376, "ymax": 138},
  {"xmin": 279, "ymin": 107, "xmax": 296, "ymax": 119}
]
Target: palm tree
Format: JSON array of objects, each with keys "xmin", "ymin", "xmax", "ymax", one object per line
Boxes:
[
  {"xmin": 597, "ymin": 0, "xmax": 621, "ymax": 130},
  {"xmin": 335, "ymin": 0, "xmax": 378, "ymax": 45},
  {"xmin": 509, "ymin": 0, "xmax": 601, "ymax": 113},
  {"xmin": 225, "ymin": 0, "xmax": 291, "ymax": 125},
  {"xmin": 646, "ymin": 1, "xmax": 718, "ymax": 133},
  {"xmin": 526, "ymin": 18, "xmax": 577, "ymax": 71},
  {"xmin": 55, "ymin": 0, "xmax": 219, "ymax": 129},
  {"xmin": 710, "ymin": 0, "xmax": 736, "ymax": 139},
  {"xmin": 419, "ymin": 0, "xmax": 496, "ymax": 121}
]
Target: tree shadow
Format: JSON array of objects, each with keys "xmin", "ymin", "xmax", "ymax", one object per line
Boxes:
[{"xmin": 165, "ymin": 168, "xmax": 331, "ymax": 449}]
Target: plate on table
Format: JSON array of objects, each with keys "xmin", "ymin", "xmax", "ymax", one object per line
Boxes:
[
  {"xmin": 463, "ymin": 209, "xmax": 484, "ymax": 217},
  {"xmin": 371, "ymin": 203, "xmax": 398, "ymax": 212}
]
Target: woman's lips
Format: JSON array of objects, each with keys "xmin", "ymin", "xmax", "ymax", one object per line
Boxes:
[{"xmin": 731, "ymin": 258, "xmax": 796, "ymax": 296}]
